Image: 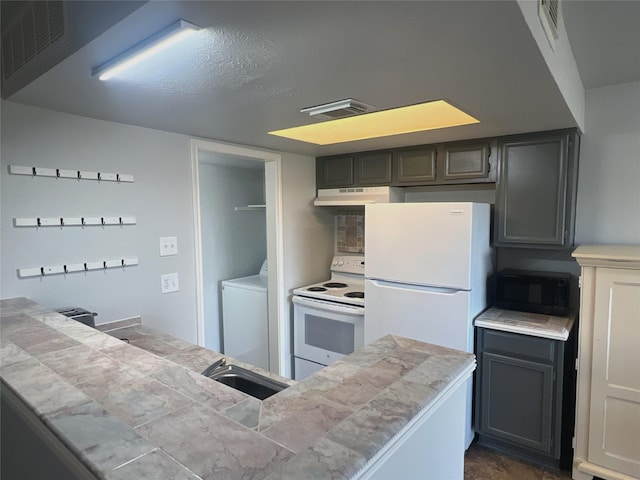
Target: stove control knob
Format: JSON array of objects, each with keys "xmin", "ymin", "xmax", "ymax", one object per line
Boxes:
[
  {"xmin": 332, "ymin": 259, "xmax": 338, "ymax": 266},
  {"xmin": 338, "ymin": 260, "xmax": 344, "ymax": 266}
]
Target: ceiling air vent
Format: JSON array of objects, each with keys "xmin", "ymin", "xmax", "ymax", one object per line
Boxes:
[
  {"xmin": 538, "ymin": 0, "xmax": 561, "ymax": 51},
  {"xmin": 301, "ymin": 99, "xmax": 375, "ymax": 119},
  {"xmin": 2, "ymin": 1, "xmax": 66, "ymax": 81}
]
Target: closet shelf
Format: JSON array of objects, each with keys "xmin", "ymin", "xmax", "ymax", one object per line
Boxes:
[{"xmin": 234, "ymin": 204, "xmax": 266, "ymax": 212}]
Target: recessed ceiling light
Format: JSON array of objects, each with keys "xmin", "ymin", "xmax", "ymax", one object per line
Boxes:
[
  {"xmin": 269, "ymin": 99, "xmax": 480, "ymax": 145},
  {"xmin": 92, "ymin": 19, "xmax": 200, "ymax": 81}
]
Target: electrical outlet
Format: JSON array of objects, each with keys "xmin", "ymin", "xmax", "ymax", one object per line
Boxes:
[
  {"xmin": 159, "ymin": 236, "xmax": 178, "ymax": 256},
  {"xmin": 161, "ymin": 273, "xmax": 179, "ymax": 294}
]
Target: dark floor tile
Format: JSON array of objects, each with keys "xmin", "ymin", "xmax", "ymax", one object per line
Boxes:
[{"xmin": 464, "ymin": 443, "xmax": 572, "ymax": 480}]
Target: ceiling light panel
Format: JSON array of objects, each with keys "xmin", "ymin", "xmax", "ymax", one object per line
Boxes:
[
  {"xmin": 269, "ymin": 100, "xmax": 480, "ymax": 145},
  {"xmin": 92, "ymin": 20, "xmax": 200, "ymax": 81}
]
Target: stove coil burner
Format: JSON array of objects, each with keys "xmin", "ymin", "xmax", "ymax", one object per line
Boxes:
[
  {"xmin": 323, "ymin": 282, "xmax": 348, "ymax": 289},
  {"xmin": 307, "ymin": 286, "xmax": 327, "ymax": 292},
  {"xmin": 344, "ymin": 292, "xmax": 364, "ymax": 299}
]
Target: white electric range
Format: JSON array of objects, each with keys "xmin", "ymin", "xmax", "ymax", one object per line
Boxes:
[
  {"xmin": 293, "ymin": 255, "xmax": 365, "ymax": 307},
  {"xmin": 292, "ymin": 255, "xmax": 365, "ymax": 380}
]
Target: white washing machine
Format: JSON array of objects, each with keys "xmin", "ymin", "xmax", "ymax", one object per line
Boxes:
[{"xmin": 221, "ymin": 260, "xmax": 269, "ymax": 370}]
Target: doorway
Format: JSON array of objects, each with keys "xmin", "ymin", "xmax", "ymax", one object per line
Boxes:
[{"xmin": 190, "ymin": 139, "xmax": 285, "ymax": 376}]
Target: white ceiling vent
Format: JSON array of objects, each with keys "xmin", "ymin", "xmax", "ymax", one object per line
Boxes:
[
  {"xmin": 2, "ymin": 1, "xmax": 66, "ymax": 81},
  {"xmin": 301, "ymin": 99, "xmax": 375, "ymax": 119},
  {"xmin": 538, "ymin": 0, "xmax": 561, "ymax": 51}
]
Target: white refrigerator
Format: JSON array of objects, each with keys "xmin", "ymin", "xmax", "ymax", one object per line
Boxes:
[{"xmin": 364, "ymin": 202, "xmax": 492, "ymax": 449}]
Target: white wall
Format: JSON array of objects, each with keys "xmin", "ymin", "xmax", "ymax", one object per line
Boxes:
[
  {"xmin": 1, "ymin": 100, "xmax": 335, "ymax": 368},
  {"xmin": 575, "ymin": 81, "xmax": 640, "ymax": 245},
  {"xmin": 280, "ymin": 152, "xmax": 335, "ymax": 375},
  {"xmin": 281, "ymin": 153, "xmax": 335, "ymax": 290},
  {"xmin": 0, "ymin": 100, "xmax": 198, "ymax": 342},
  {"xmin": 199, "ymin": 162, "xmax": 266, "ymax": 351}
]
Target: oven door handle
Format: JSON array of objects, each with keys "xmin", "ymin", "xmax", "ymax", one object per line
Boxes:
[{"xmin": 292, "ymin": 295, "xmax": 364, "ymax": 315}]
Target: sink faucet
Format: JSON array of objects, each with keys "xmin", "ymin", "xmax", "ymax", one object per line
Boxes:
[{"xmin": 202, "ymin": 357, "xmax": 226, "ymax": 377}]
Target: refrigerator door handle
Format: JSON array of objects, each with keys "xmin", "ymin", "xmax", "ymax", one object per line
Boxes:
[{"xmin": 367, "ymin": 278, "xmax": 464, "ymax": 294}]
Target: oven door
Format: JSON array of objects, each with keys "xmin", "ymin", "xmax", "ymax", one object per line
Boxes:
[{"xmin": 293, "ymin": 295, "xmax": 364, "ymax": 367}]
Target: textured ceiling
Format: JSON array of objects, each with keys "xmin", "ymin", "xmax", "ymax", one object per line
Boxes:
[{"xmin": 4, "ymin": 1, "xmax": 639, "ymax": 157}]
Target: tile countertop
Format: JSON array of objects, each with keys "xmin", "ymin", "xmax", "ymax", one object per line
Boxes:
[
  {"xmin": 0, "ymin": 297, "xmax": 475, "ymax": 480},
  {"xmin": 474, "ymin": 307, "xmax": 576, "ymax": 341}
]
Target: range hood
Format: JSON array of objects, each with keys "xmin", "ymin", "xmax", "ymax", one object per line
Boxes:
[{"xmin": 314, "ymin": 186, "xmax": 404, "ymax": 206}]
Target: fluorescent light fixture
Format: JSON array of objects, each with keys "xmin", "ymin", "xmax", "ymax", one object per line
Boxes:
[
  {"xmin": 269, "ymin": 99, "xmax": 480, "ymax": 145},
  {"xmin": 92, "ymin": 20, "xmax": 200, "ymax": 81}
]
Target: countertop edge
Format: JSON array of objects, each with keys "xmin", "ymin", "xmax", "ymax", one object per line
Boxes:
[
  {"xmin": 475, "ymin": 320, "xmax": 570, "ymax": 341},
  {"xmin": 352, "ymin": 360, "xmax": 475, "ymax": 479}
]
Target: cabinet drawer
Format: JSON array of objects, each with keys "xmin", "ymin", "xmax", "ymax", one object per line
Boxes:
[{"xmin": 480, "ymin": 328, "xmax": 555, "ymax": 363}]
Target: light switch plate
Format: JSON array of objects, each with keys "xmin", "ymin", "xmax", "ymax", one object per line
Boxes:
[
  {"xmin": 161, "ymin": 273, "xmax": 179, "ymax": 294},
  {"xmin": 159, "ymin": 236, "xmax": 178, "ymax": 256}
]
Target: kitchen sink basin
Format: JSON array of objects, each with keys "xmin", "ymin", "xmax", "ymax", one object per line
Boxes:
[{"xmin": 201, "ymin": 361, "xmax": 288, "ymax": 400}]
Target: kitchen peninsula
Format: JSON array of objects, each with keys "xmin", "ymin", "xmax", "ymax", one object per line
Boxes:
[{"xmin": 1, "ymin": 298, "xmax": 474, "ymax": 479}]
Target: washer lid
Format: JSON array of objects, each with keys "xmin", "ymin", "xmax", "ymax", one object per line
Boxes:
[
  {"xmin": 259, "ymin": 259, "xmax": 268, "ymax": 277},
  {"xmin": 223, "ymin": 274, "xmax": 267, "ymax": 292}
]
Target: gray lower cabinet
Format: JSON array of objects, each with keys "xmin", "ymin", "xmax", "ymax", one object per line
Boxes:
[
  {"xmin": 475, "ymin": 328, "xmax": 567, "ymax": 470},
  {"xmin": 479, "ymin": 352, "xmax": 555, "ymax": 452},
  {"xmin": 495, "ymin": 129, "xmax": 579, "ymax": 248}
]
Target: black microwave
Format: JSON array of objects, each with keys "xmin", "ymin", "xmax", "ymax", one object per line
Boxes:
[{"xmin": 488, "ymin": 269, "xmax": 571, "ymax": 315}]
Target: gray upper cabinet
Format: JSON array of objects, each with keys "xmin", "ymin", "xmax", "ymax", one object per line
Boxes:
[
  {"xmin": 315, "ymin": 130, "xmax": 579, "ymax": 240},
  {"xmin": 316, "ymin": 155, "xmax": 354, "ymax": 188},
  {"xmin": 316, "ymin": 152, "xmax": 391, "ymax": 188},
  {"xmin": 317, "ymin": 139, "xmax": 497, "ymax": 189},
  {"xmin": 437, "ymin": 139, "xmax": 496, "ymax": 183},
  {"xmin": 392, "ymin": 147, "xmax": 437, "ymax": 185},
  {"xmin": 495, "ymin": 129, "xmax": 579, "ymax": 248},
  {"xmin": 358, "ymin": 151, "xmax": 393, "ymax": 185}
]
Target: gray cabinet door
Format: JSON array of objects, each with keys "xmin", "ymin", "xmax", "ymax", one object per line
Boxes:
[
  {"xmin": 316, "ymin": 155, "xmax": 354, "ymax": 188},
  {"xmin": 495, "ymin": 130, "xmax": 578, "ymax": 247},
  {"xmin": 437, "ymin": 140, "xmax": 496, "ymax": 183},
  {"xmin": 357, "ymin": 152, "xmax": 392, "ymax": 185},
  {"xmin": 392, "ymin": 147, "xmax": 437, "ymax": 185},
  {"xmin": 479, "ymin": 351, "xmax": 555, "ymax": 454}
]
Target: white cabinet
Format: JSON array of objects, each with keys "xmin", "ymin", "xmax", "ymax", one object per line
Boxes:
[{"xmin": 572, "ymin": 245, "xmax": 640, "ymax": 480}]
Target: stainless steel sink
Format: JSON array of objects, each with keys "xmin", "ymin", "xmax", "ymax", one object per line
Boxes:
[{"xmin": 201, "ymin": 360, "xmax": 288, "ymax": 400}]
